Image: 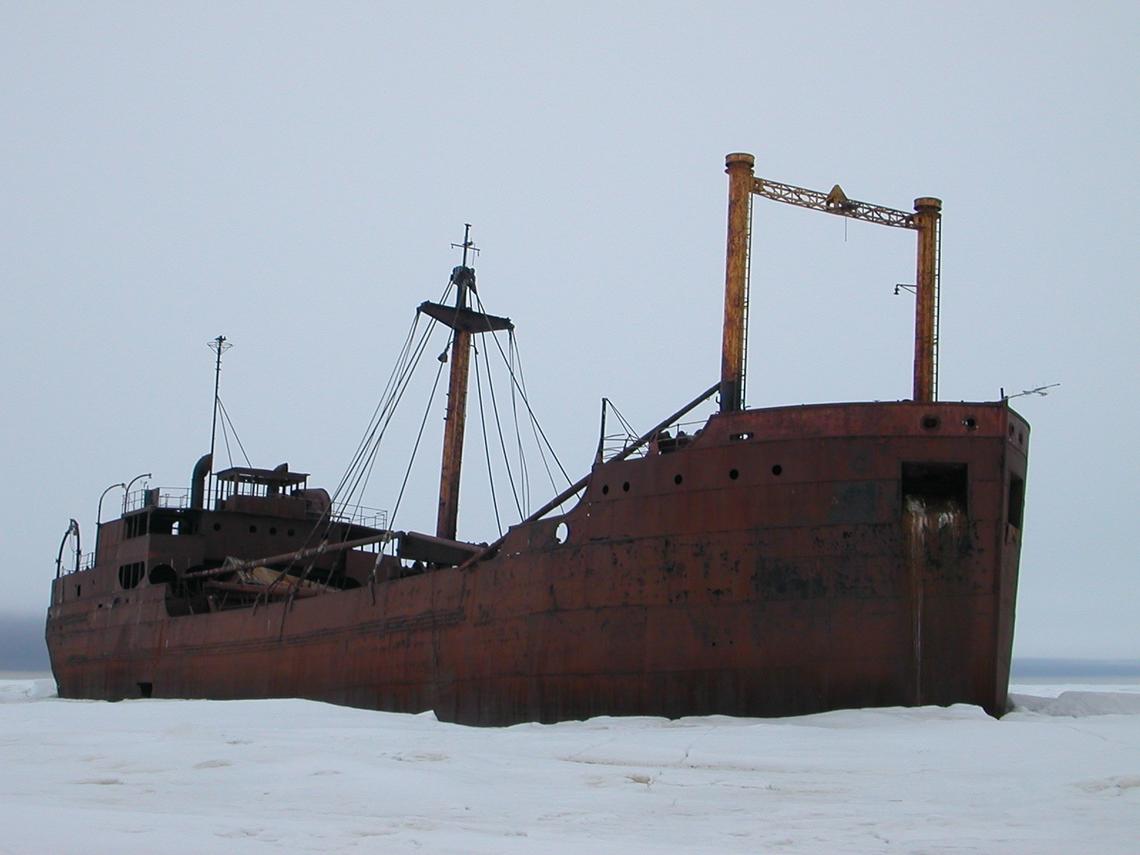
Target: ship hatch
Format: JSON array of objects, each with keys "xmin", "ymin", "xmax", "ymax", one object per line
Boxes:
[{"xmin": 901, "ymin": 462, "xmax": 967, "ymax": 513}]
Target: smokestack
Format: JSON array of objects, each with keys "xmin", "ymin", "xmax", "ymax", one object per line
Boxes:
[{"xmin": 190, "ymin": 453, "xmax": 212, "ymax": 510}]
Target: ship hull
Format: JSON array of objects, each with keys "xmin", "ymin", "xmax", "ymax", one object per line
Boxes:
[{"xmin": 48, "ymin": 400, "xmax": 1028, "ymax": 724}]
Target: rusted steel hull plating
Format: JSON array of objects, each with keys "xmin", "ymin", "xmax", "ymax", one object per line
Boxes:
[{"xmin": 48, "ymin": 401, "xmax": 1028, "ymax": 724}]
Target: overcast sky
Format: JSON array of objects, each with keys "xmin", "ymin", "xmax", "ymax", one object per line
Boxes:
[{"xmin": 2, "ymin": 2, "xmax": 1136, "ymax": 663}]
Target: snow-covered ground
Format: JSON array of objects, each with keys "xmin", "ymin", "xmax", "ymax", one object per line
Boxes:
[{"xmin": 1, "ymin": 677, "xmax": 1137, "ymax": 854}]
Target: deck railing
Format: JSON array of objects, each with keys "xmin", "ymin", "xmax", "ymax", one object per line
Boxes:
[
  {"xmin": 601, "ymin": 416, "xmax": 711, "ymax": 462},
  {"xmin": 123, "ymin": 487, "xmax": 190, "ymax": 513},
  {"xmin": 332, "ymin": 503, "xmax": 389, "ymax": 531},
  {"xmin": 119, "ymin": 486, "xmax": 388, "ymax": 532}
]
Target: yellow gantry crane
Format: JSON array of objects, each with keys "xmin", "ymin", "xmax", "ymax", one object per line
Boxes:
[{"xmin": 720, "ymin": 152, "xmax": 942, "ymax": 410}]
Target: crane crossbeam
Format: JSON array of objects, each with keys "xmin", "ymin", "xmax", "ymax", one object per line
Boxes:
[{"xmin": 752, "ymin": 178, "xmax": 916, "ymax": 230}]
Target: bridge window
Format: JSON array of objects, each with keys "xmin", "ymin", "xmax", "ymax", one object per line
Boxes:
[{"xmin": 118, "ymin": 562, "xmax": 145, "ymax": 589}]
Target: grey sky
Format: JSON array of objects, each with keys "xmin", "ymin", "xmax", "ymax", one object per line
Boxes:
[{"xmin": 2, "ymin": 2, "xmax": 1136, "ymax": 662}]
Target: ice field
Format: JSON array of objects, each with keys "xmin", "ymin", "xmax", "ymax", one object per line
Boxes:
[{"xmin": 1, "ymin": 675, "xmax": 1137, "ymax": 854}]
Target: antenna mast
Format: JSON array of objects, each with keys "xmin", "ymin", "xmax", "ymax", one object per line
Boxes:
[{"xmin": 207, "ymin": 335, "xmax": 232, "ymax": 473}]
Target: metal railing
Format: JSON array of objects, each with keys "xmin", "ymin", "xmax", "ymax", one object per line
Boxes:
[
  {"xmin": 602, "ymin": 415, "xmax": 712, "ymax": 462},
  {"xmin": 119, "ymin": 485, "xmax": 388, "ymax": 528},
  {"xmin": 56, "ymin": 551, "xmax": 95, "ymax": 577},
  {"xmin": 332, "ymin": 503, "xmax": 389, "ymax": 531},
  {"xmin": 123, "ymin": 487, "xmax": 190, "ymax": 513}
]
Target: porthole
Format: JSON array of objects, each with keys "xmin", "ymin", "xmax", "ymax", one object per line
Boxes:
[
  {"xmin": 269, "ymin": 527, "xmax": 277, "ymax": 535},
  {"xmin": 287, "ymin": 528, "xmax": 296, "ymax": 536},
  {"xmin": 771, "ymin": 464, "xmax": 783, "ymax": 476},
  {"xmin": 602, "ymin": 484, "xmax": 609, "ymax": 495},
  {"xmin": 963, "ymin": 416, "xmax": 978, "ymax": 430},
  {"xmin": 554, "ymin": 521, "xmax": 569, "ymax": 544},
  {"xmin": 729, "ymin": 469, "xmax": 740, "ymax": 480},
  {"xmin": 921, "ymin": 415, "xmax": 940, "ymax": 430},
  {"xmin": 674, "ymin": 474, "xmax": 683, "ymax": 485},
  {"xmin": 213, "ymin": 523, "xmax": 221, "ymax": 531},
  {"xmin": 249, "ymin": 525, "xmax": 257, "ymax": 534},
  {"xmin": 622, "ymin": 481, "xmax": 630, "ymax": 492}
]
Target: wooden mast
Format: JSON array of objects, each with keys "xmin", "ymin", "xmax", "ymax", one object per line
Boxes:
[
  {"xmin": 437, "ymin": 259, "xmax": 474, "ymax": 541},
  {"xmin": 418, "ymin": 226, "xmax": 513, "ymax": 542}
]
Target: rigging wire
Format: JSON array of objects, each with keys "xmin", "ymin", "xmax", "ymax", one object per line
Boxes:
[
  {"xmin": 322, "ymin": 275, "xmax": 457, "ymax": 541},
  {"xmin": 333, "ymin": 310, "xmax": 422, "ymax": 502},
  {"xmin": 471, "ymin": 291, "xmax": 572, "ymax": 489},
  {"xmin": 274, "ymin": 266, "xmax": 578, "ymax": 584},
  {"xmin": 234, "ymin": 282, "xmax": 462, "ymax": 608},
  {"xmin": 216, "ymin": 398, "xmax": 252, "ymax": 468},
  {"xmin": 334, "ymin": 316, "xmax": 428, "ymax": 506},
  {"xmin": 512, "ymin": 332, "xmax": 572, "ymax": 509},
  {"xmin": 601, "ymin": 397, "xmax": 640, "ymax": 458},
  {"xmin": 279, "ymin": 279, "xmax": 455, "ymax": 583},
  {"xmin": 389, "ymin": 345, "xmax": 448, "ymax": 529},
  {"xmin": 608, "ymin": 399, "xmax": 637, "ymax": 439},
  {"xmin": 337, "ymin": 316, "xmax": 438, "ymax": 515},
  {"xmin": 518, "ymin": 356, "xmax": 563, "ymax": 501},
  {"xmin": 472, "ymin": 340, "xmax": 503, "ymax": 536},
  {"xmin": 508, "ymin": 333, "xmax": 530, "ymax": 512},
  {"xmin": 218, "ymin": 404, "xmax": 235, "ymax": 468},
  {"xmin": 480, "ymin": 328, "xmax": 523, "ymax": 519},
  {"xmin": 331, "ymin": 276, "xmax": 456, "ymax": 512}
]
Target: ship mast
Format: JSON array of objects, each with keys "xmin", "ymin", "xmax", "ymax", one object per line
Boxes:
[{"xmin": 418, "ymin": 226, "xmax": 513, "ymax": 541}]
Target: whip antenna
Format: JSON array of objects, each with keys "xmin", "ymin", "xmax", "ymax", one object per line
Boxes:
[{"xmin": 207, "ymin": 335, "xmax": 232, "ymax": 472}]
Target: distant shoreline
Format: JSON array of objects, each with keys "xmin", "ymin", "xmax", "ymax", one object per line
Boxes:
[{"xmin": 1011, "ymin": 658, "xmax": 1140, "ymax": 679}]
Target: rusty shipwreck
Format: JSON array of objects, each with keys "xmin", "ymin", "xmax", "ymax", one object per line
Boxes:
[{"xmin": 46, "ymin": 153, "xmax": 1029, "ymax": 723}]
